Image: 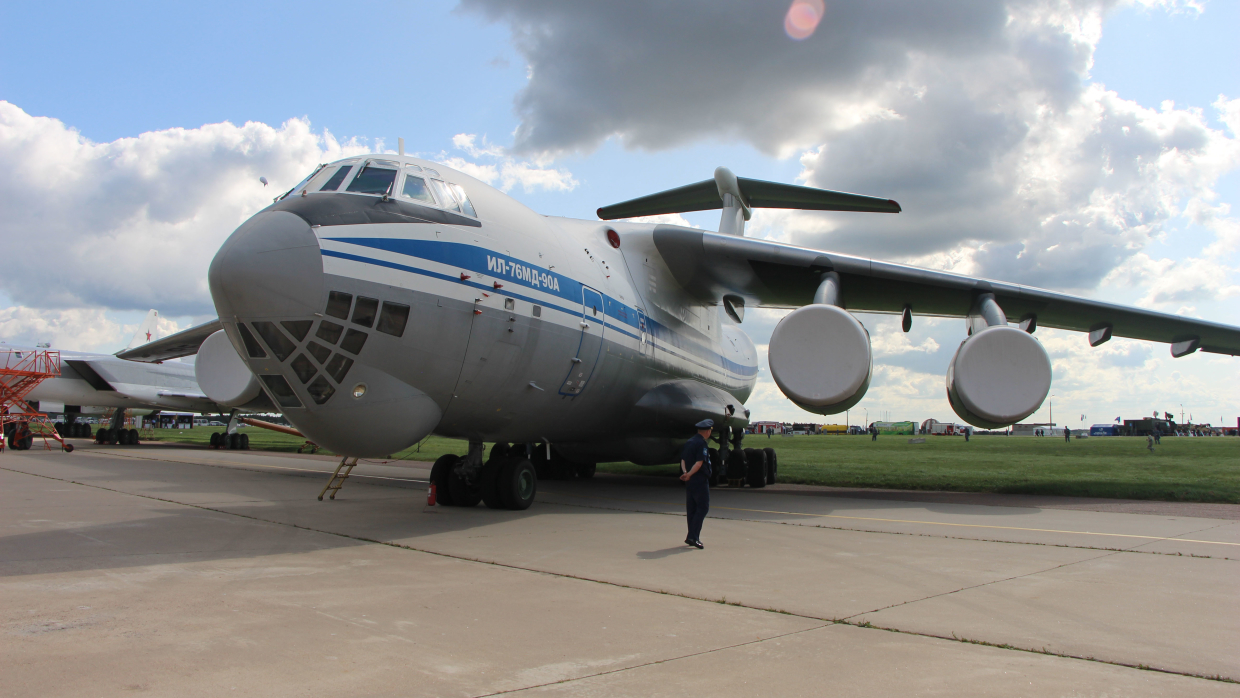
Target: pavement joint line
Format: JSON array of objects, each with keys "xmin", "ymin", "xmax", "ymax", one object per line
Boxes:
[
  {"xmin": 4, "ymin": 463, "xmax": 1235, "ymax": 686},
  {"xmin": 70, "ymin": 450, "xmax": 1240, "ymax": 549},
  {"xmin": 472, "ymin": 623, "xmax": 836, "ymax": 697},
  {"xmin": 542, "ymin": 490, "xmax": 1240, "ymax": 547},
  {"xmin": 71, "ymin": 448, "xmax": 428, "ymax": 484},
  {"xmin": 20, "ymin": 453, "xmax": 1238, "ymax": 560},
  {"xmin": 536, "ymin": 496, "xmax": 1237, "ymax": 561}
]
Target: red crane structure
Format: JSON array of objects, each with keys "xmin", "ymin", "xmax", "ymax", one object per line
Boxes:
[{"xmin": 0, "ymin": 349, "xmax": 72, "ymax": 453}]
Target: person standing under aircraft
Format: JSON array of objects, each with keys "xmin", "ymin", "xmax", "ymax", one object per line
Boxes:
[
  {"xmin": 1064, "ymin": 426, "xmax": 1071, "ymax": 443},
  {"xmin": 680, "ymin": 419, "xmax": 713, "ymax": 549}
]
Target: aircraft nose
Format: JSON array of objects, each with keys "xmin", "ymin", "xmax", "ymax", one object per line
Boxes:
[{"xmin": 208, "ymin": 211, "xmax": 442, "ymax": 458}]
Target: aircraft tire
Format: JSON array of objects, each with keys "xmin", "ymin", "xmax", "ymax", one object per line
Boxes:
[
  {"xmin": 499, "ymin": 459, "xmax": 537, "ymax": 511},
  {"xmin": 574, "ymin": 462, "xmax": 596, "ymax": 479},
  {"xmin": 20, "ymin": 433, "xmax": 34, "ymax": 450},
  {"xmin": 480, "ymin": 458, "xmax": 506, "ymax": 509},
  {"xmin": 726, "ymin": 448, "xmax": 747, "ymax": 482},
  {"xmin": 448, "ymin": 467, "xmax": 482, "ymax": 508},
  {"xmin": 744, "ymin": 448, "xmax": 766, "ymax": 489},
  {"xmin": 209, "ymin": 432, "xmax": 221, "ymax": 447},
  {"xmin": 490, "ymin": 442, "xmax": 511, "ymax": 462},
  {"xmin": 239, "ymin": 434, "xmax": 249, "ymax": 450},
  {"xmin": 763, "ymin": 448, "xmax": 778, "ymax": 485},
  {"xmin": 430, "ymin": 454, "xmax": 459, "ymax": 506}
]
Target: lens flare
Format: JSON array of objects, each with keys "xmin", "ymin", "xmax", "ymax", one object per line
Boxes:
[{"xmin": 784, "ymin": 0, "xmax": 824, "ymax": 40}]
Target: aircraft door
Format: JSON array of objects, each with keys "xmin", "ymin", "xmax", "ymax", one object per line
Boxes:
[
  {"xmin": 559, "ymin": 286, "xmax": 607, "ymax": 396},
  {"xmin": 638, "ymin": 309, "xmax": 651, "ymax": 357}
]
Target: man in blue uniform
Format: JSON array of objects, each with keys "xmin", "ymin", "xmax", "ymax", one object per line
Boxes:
[{"xmin": 680, "ymin": 419, "xmax": 713, "ymax": 549}]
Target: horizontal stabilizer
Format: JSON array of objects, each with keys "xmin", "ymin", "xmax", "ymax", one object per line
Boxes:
[{"xmin": 597, "ymin": 176, "xmax": 900, "ymax": 220}]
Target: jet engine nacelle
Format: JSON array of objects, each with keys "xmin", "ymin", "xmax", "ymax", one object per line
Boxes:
[
  {"xmin": 946, "ymin": 325, "xmax": 1051, "ymax": 428},
  {"xmin": 768, "ymin": 304, "xmax": 872, "ymax": 415},
  {"xmin": 195, "ymin": 330, "xmax": 262, "ymax": 408}
]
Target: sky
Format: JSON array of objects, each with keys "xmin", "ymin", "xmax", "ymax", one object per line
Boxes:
[{"xmin": 0, "ymin": 0, "xmax": 1237, "ymax": 428}]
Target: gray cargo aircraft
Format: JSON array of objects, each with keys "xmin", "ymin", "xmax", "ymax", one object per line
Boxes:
[{"xmin": 121, "ymin": 155, "xmax": 1240, "ymax": 509}]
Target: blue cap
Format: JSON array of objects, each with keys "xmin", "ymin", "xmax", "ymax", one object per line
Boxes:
[{"xmin": 695, "ymin": 419, "xmax": 714, "ymax": 429}]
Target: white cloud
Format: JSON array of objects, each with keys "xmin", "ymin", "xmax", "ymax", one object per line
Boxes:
[
  {"xmin": 442, "ymin": 133, "xmax": 578, "ymax": 193},
  {"xmin": 0, "ymin": 306, "xmax": 125, "ymax": 352},
  {"xmin": 0, "ymin": 102, "xmax": 368, "ymax": 315}
]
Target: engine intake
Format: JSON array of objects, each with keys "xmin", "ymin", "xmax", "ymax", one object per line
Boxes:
[
  {"xmin": 947, "ymin": 325, "xmax": 1051, "ymax": 428},
  {"xmin": 768, "ymin": 304, "xmax": 872, "ymax": 415}
]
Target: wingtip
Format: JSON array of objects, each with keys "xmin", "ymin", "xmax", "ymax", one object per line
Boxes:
[{"xmin": 889, "ymin": 199, "xmax": 902, "ymax": 213}]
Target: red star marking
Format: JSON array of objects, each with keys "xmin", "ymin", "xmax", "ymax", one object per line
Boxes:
[{"xmin": 145, "ymin": 331, "xmax": 151, "ymax": 341}]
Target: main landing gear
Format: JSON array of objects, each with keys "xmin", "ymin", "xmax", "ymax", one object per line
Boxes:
[
  {"xmin": 431, "ymin": 441, "xmax": 537, "ymax": 511},
  {"xmin": 708, "ymin": 444, "xmax": 778, "ymax": 489}
]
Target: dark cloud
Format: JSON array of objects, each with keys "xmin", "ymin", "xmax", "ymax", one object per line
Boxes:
[
  {"xmin": 461, "ymin": 0, "xmax": 1012, "ymax": 155},
  {"xmin": 462, "ymin": 0, "xmax": 1238, "ymax": 294}
]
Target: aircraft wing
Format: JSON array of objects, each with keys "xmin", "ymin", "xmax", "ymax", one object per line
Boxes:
[
  {"xmin": 116, "ymin": 319, "xmax": 222, "ymax": 362},
  {"xmin": 651, "ymin": 225, "xmax": 1240, "ymax": 357}
]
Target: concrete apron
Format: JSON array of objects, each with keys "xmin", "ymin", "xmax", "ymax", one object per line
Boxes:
[{"xmin": 1, "ymin": 448, "xmax": 1237, "ymax": 696}]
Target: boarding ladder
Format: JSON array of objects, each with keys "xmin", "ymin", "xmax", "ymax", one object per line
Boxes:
[{"xmin": 318, "ymin": 457, "xmax": 359, "ymax": 500}]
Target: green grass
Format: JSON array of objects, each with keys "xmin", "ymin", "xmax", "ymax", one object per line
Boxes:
[
  {"xmin": 143, "ymin": 428, "xmax": 1240, "ymax": 504},
  {"xmin": 595, "ymin": 434, "xmax": 1240, "ymax": 504}
]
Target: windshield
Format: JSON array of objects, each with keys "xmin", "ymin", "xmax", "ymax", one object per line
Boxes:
[
  {"xmin": 319, "ymin": 163, "xmax": 355, "ymax": 191},
  {"xmin": 279, "ymin": 164, "xmax": 326, "ymax": 200},
  {"xmin": 401, "ymin": 173, "xmax": 435, "ymax": 204},
  {"xmin": 449, "ymin": 183, "xmax": 478, "ymax": 217},
  {"xmin": 346, "ymin": 160, "xmax": 400, "ymax": 195},
  {"xmin": 429, "ymin": 179, "xmax": 460, "ymax": 212}
]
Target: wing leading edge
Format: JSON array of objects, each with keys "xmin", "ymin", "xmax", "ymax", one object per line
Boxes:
[
  {"xmin": 651, "ymin": 225, "xmax": 1240, "ymax": 356},
  {"xmin": 115, "ymin": 319, "xmax": 222, "ymax": 362}
]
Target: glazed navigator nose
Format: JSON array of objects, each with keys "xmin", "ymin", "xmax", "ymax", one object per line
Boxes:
[
  {"xmin": 208, "ymin": 210, "xmax": 443, "ymax": 458},
  {"xmin": 208, "ymin": 210, "xmax": 325, "ymax": 321}
]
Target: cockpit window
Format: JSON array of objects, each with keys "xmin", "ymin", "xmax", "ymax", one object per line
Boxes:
[
  {"xmin": 401, "ymin": 174, "xmax": 435, "ymax": 204},
  {"xmin": 449, "ymin": 183, "xmax": 478, "ymax": 217},
  {"xmin": 279, "ymin": 164, "xmax": 327, "ymax": 200},
  {"xmin": 320, "ymin": 164, "xmax": 354, "ymax": 191},
  {"xmin": 429, "ymin": 179, "xmax": 460, "ymax": 213},
  {"xmin": 346, "ymin": 160, "xmax": 400, "ymax": 195}
]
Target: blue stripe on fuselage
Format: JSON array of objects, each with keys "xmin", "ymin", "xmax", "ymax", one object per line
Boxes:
[{"xmin": 321, "ymin": 237, "xmax": 758, "ymax": 378}]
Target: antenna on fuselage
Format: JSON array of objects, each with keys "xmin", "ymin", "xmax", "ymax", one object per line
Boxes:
[{"xmin": 398, "ymin": 138, "xmax": 405, "ymax": 157}]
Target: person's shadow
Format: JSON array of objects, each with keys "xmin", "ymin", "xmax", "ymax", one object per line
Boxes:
[{"xmin": 637, "ymin": 547, "xmax": 696, "ymax": 559}]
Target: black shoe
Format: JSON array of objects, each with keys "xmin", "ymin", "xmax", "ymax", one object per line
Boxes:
[
  {"xmin": 685, "ymin": 538, "xmax": 694, "ymax": 547},
  {"xmin": 691, "ymin": 539, "xmax": 704, "ymax": 549}
]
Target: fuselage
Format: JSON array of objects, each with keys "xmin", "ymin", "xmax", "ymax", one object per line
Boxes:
[{"xmin": 208, "ymin": 155, "xmax": 757, "ymax": 460}]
